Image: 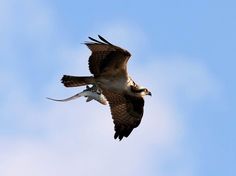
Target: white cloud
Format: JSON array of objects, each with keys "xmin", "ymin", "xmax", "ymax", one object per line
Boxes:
[
  {"xmin": 0, "ymin": 55, "xmax": 217, "ymax": 176},
  {"xmin": 0, "ymin": 2, "xmax": 221, "ymax": 176}
]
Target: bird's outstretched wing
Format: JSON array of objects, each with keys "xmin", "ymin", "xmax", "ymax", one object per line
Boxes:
[
  {"xmin": 85, "ymin": 35, "xmax": 131, "ymax": 77},
  {"xmin": 102, "ymin": 89, "xmax": 144, "ymax": 140}
]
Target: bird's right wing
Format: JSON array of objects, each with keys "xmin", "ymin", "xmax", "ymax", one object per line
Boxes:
[{"xmin": 102, "ymin": 89, "xmax": 144, "ymax": 140}]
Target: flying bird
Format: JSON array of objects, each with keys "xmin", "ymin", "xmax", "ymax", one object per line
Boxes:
[{"xmin": 61, "ymin": 35, "xmax": 151, "ymax": 140}]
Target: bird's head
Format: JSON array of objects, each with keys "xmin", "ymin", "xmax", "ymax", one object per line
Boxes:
[
  {"xmin": 131, "ymin": 85, "xmax": 152, "ymax": 97},
  {"xmin": 140, "ymin": 88, "xmax": 152, "ymax": 97}
]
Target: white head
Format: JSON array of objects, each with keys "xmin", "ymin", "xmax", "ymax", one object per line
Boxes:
[
  {"xmin": 139, "ymin": 87, "xmax": 152, "ymax": 97},
  {"xmin": 131, "ymin": 85, "xmax": 152, "ymax": 97}
]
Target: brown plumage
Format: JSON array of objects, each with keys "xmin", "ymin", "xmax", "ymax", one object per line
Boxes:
[
  {"xmin": 102, "ymin": 89, "xmax": 144, "ymax": 140},
  {"xmin": 61, "ymin": 35, "xmax": 151, "ymax": 140},
  {"xmin": 61, "ymin": 75, "xmax": 95, "ymax": 87}
]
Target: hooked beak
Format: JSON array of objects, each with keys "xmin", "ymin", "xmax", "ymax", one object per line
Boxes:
[{"xmin": 147, "ymin": 91, "xmax": 152, "ymax": 96}]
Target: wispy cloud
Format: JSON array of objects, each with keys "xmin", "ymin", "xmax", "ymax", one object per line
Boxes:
[{"xmin": 0, "ymin": 1, "xmax": 221, "ymax": 176}]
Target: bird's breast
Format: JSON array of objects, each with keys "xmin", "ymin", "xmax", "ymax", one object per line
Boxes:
[{"xmin": 96, "ymin": 76, "xmax": 129, "ymax": 92}]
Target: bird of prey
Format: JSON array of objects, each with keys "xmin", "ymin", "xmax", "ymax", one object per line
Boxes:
[{"xmin": 61, "ymin": 35, "xmax": 151, "ymax": 140}]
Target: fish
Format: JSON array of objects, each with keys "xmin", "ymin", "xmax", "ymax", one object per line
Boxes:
[{"xmin": 47, "ymin": 85, "xmax": 108, "ymax": 105}]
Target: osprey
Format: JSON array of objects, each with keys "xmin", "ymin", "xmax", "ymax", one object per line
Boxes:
[{"xmin": 61, "ymin": 35, "xmax": 151, "ymax": 140}]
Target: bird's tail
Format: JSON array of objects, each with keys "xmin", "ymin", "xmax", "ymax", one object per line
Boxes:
[{"xmin": 61, "ymin": 75, "xmax": 95, "ymax": 87}]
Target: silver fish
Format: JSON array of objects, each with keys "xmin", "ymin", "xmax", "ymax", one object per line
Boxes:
[{"xmin": 47, "ymin": 85, "xmax": 108, "ymax": 105}]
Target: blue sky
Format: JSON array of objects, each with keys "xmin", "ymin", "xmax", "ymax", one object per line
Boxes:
[{"xmin": 0, "ymin": 0, "xmax": 235, "ymax": 176}]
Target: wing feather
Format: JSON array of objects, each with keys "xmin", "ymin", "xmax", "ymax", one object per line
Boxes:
[
  {"xmin": 102, "ymin": 89, "xmax": 144, "ymax": 140},
  {"xmin": 85, "ymin": 35, "xmax": 131, "ymax": 76},
  {"xmin": 98, "ymin": 35, "xmax": 114, "ymax": 45},
  {"xmin": 88, "ymin": 37, "xmax": 105, "ymax": 44}
]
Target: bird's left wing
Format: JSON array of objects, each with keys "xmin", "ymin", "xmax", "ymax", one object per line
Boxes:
[
  {"xmin": 102, "ymin": 89, "xmax": 144, "ymax": 140},
  {"xmin": 85, "ymin": 35, "xmax": 131, "ymax": 77}
]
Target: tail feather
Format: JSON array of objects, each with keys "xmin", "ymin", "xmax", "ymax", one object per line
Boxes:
[{"xmin": 61, "ymin": 75, "xmax": 95, "ymax": 87}]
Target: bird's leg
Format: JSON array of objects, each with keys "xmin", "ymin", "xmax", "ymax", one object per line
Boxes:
[
  {"xmin": 91, "ymin": 84, "xmax": 103, "ymax": 95},
  {"xmin": 86, "ymin": 85, "xmax": 90, "ymax": 89},
  {"xmin": 90, "ymin": 84, "xmax": 98, "ymax": 91},
  {"xmin": 84, "ymin": 84, "xmax": 103, "ymax": 95}
]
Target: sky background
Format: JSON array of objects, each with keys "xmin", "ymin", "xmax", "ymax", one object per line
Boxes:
[{"xmin": 0, "ymin": 0, "xmax": 235, "ymax": 176}]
